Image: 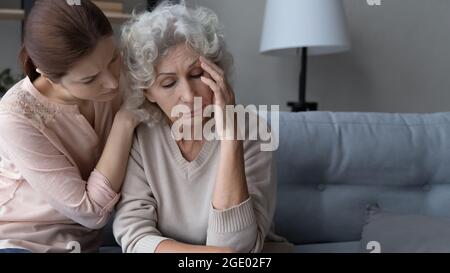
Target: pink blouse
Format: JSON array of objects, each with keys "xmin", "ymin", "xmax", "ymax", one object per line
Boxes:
[{"xmin": 0, "ymin": 77, "xmax": 121, "ymax": 252}]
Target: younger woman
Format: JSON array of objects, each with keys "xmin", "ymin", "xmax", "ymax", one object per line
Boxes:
[{"xmin": 0, "ymin": 0, "xmax": 145, "ymax": 252}]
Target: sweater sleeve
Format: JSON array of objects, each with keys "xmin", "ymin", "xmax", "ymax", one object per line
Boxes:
[
  {"xmin": 0, "ymin": 113, "xmax": 119, "ymax": 230},
  {"xmin": 113, "ymin": 135, "xmax": 171, "ymax": 253},
  {"xmin": 206, "ymin": 138, "xmax": 277, "ymax": 253}
]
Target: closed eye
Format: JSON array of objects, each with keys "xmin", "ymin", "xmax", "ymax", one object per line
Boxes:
[
  {"xmin": 161, "ymin": 70, "xmax": 204, "ymax": 88},
  {"xmin": 162, "ymin": 81, "xmax": 176, "ymax": 88},
  {"xmin": 82, "ymin": 77, "xmax": 96, "ymax": 84}
]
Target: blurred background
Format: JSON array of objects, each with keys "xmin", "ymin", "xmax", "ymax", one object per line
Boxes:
[{"xmin": 1, "ymin": 0, "xmax": 450, "ymax": 113}]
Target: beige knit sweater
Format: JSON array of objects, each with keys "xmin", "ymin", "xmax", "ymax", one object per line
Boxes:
[{"xmin": 113, "ymin": 120, "xmax": 285, "ymax": 253}]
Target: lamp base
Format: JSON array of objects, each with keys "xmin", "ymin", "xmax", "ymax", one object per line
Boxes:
[{"xmin": 287, "ymin": 101, "xmax": 318, "ymax": 112}]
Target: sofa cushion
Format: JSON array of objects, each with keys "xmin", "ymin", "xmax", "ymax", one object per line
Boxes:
[
  {"xmin": 271, "ymin": 112, "xmax": 450, "ymax": 245},
  {"xmin": 361, "ymin": 211, "xmax": 450, "ymax": 253}
]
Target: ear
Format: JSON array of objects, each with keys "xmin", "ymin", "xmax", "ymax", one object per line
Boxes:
[
  {"xmin": 36, "ymin": 69, "xmax": 54, "ymax": 85},
  {"xmin": 143, "ymin": 89, "xmax": 156, "ymax": 103}
]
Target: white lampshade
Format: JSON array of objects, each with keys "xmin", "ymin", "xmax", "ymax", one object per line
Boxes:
[{"xmin": 260, "ymin": 0, "xmax": 351, "ymax": 56}]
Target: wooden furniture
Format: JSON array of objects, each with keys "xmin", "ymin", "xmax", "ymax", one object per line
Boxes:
[
  {"xmin": 0, "ymin": 1, "xmax": 132, "ymax": 23},
  {"xmin": 0, "ymin": 9, "xmax": 25, "ymax": 20}
]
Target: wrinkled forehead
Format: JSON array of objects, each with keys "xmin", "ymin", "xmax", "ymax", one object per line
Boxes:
[{"xmin": 155, "ymin": 44, "xmax": 200, "ymax": 72}]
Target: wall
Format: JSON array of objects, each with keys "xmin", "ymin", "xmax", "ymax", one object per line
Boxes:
[
  {"xmin": 0, "ymin": 0, "xmax": 21, "ymax": 76},
  {"xmin": 189, "ymin": 0, "xmax": 450, "ymax": 113},
  {"xmin": 3, "ymin": 0, "xmax": 450, "ymax": 113},
  {"xmin": 0, "ymin": 0, "xmax": 146, "ymax": 76}
]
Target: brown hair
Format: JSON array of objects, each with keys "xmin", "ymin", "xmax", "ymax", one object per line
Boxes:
[{"xmin": 19, "ymin": 0, "xmax": 113, "ymax": 82}]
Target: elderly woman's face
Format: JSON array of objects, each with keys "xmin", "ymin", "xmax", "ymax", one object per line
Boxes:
[{"xmin": 144, "ymin": 44, "xmax": 214, "ymax": 125}]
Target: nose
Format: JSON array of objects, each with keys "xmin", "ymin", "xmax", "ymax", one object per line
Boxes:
[
  {"xmin": 101, "ymin": 71, "xmax": 119, "ymax": 90},
  {"xmin": 179, "ymin": 78, "xmax": 196, "ymax": 104}
]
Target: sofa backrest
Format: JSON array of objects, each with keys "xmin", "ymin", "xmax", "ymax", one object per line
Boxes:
[{"xmin": 272, "ymin": 111, "xmax": 450, "ymax": 245}]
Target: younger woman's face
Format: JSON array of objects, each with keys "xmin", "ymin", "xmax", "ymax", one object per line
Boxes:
[{"xmin": 56, "ymin": 36, "xmax": 121, "ymax": 102}]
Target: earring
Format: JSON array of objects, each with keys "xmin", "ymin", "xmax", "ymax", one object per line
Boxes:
[{"xmin": 36, "ymin": 68, "xmax": 42, "ymax": 74}]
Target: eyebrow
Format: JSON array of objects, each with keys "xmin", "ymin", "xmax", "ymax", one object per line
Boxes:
[{"xmin": 156, "ymin": 59, "xmax": 199, "ymax": 78}]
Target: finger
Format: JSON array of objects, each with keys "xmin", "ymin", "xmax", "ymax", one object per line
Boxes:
[
  {"xmin": 199, "ymin": 57, "xmax": 231, "ymax": 97},
  {"xmin": 199, "ymin": 56, "xmax": 224, "ymax": 76},
  {"xmin": 200, "ymin": 60, "xmax": 224, "ymax": 83},
  {"xmin": 200, "ymin": 76, "xmax": 221, "ymax": 95},
  {"xmin": 201, "ymin": 76, "xmax": 225, "ymax": 104},
  {"xmin": 201, "ymin": 75, "xmax": 233, "ymax": 106},
  {"xmin": 200, "ymin": 62, "xmax": 222, "ymax": 83},
  {"xmin": 203, "ymin": 70, "xmax": 227, "ymax": 94}
]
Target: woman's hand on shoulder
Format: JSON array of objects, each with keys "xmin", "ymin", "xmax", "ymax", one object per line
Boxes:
[{"xmin": 114, "ymin": 107, "xmax": 149, "ymax": 130}]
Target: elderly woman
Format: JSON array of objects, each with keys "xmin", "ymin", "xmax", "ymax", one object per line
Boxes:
[{"xmin": 113, "ymin": 2, "xmax": 286, "ymax": 253}]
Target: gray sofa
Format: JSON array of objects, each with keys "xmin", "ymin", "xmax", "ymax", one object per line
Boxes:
[
  {"xmin": 274, "ymin": 111, "xmax": 450, "ymax": 253},
  {"xmin": 101, "ymin": 111, "xmax": 450, "ymax": 253}
]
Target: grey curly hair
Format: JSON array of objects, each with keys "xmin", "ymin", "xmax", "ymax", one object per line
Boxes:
[{"xmin": 120, "ymin": 0, "xmax": 234, "ymax": 124}]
